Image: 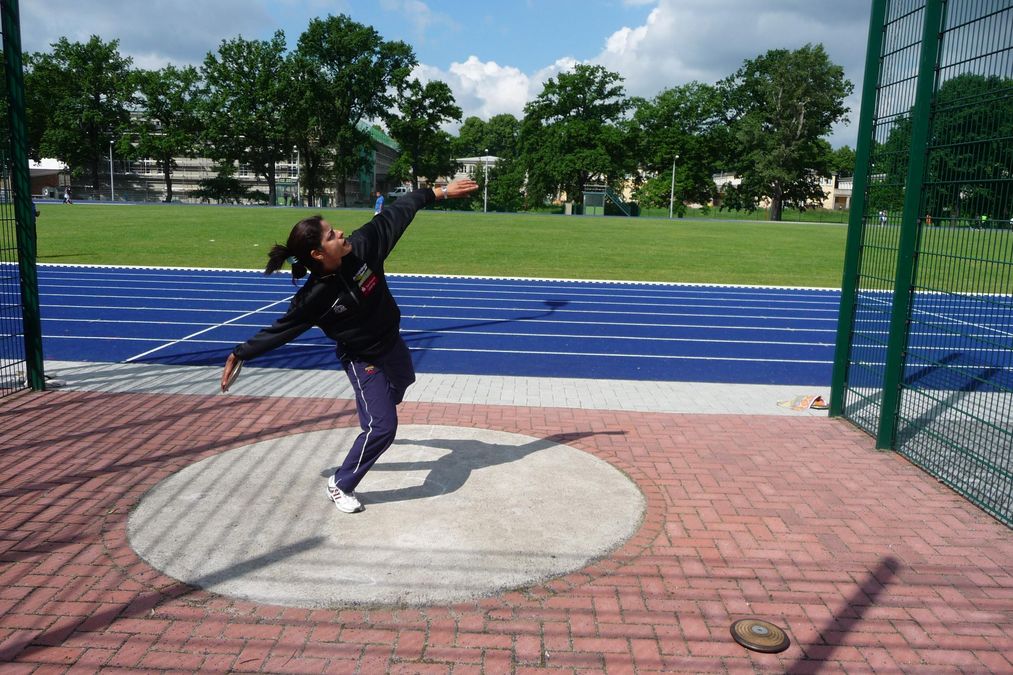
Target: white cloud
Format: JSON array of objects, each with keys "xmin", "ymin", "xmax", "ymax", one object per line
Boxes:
[
  {"xmin": 588, "ymin": 0, "xmax": 868, "ymax": 146},
  {"xmin": 378, "ymin": 0, "xmax": 460, "ymax": 51},
  {"xmin": 21, "ymin": 0, "xmax": 272, "ymax": 68},
  {"xmin": 426, "ymin": 0, "xmax": 867, "ymax": 146},
  {"xmin": 380, "ymin": 0, "xmax": 435, "ymax": 36},
  {"xmin": 413, "ymin": 54, "xmax": 583, "ymax": 132}
]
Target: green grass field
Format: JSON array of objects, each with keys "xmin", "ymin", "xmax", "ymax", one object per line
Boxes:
[{"xmin": 35, "ymin": 202, "xmax": 850, "ymax": 287}]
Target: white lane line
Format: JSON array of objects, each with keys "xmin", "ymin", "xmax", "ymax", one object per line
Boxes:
[
  {"xmin": 39, "ymin": 281, "xmax": 295, "ymax": 297},
  {"xmin": 123, "ymin": 296, "xmax": 293, "ymax": 363},
  {"xmin": 398, "ymin": 312, "xmax": 839, "ymax": 331},
  {"xmin": 399, "ymin": 328, "xmax": 834, "ymax": 348},
  {"xmin": 414, "ymin": 347, "xmax": 835, "ymax": 364},
  {"xmin": 46, "ymin": 334, "xmax": 832, "ymax": 364},
  {"xmin": 43, "ymin": 295, "xmax": 843, "ymax": 322},
  {"xmin": 43, "ymin": 303, "xmax": 273, "ymax": 315},
  {"xmin": 45, "ymin": 287, "xmax": 841, "ymax": 311},
  {"xmin": 38, "ymin": 262, "xmax": 846, "ymax": 291},
  {"xmin": 45, "ymin": 312, "xmax": 836, "ymax": 333},
  {"xmin": 392, "ymin": 292, "xmax": 842, "ymax": 309}
]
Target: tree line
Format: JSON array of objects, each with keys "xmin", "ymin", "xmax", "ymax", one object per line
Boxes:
[{"xmin": 21, "ymin": 13, "xmax": 858, "ymax": 220}]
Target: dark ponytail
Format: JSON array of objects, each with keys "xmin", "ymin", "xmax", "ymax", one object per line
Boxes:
[{"xmin": 264, "ymin": 215, "xmax": 326, "ymax": 284}]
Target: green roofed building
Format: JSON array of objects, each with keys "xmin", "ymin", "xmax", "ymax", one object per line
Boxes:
[{"xmin": 357, "ymin": 123, "xmax": 401, "ymax": 203}]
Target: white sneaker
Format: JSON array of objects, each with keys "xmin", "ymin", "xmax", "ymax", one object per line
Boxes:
[{"xmin": 326, "ymin": 478, "xmax": 363, "ymax": 513}]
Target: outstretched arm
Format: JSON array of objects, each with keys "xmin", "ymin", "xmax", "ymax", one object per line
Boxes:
[
  {"xmin": 436, "ymin": 178, "xmax": 480, "ymax": 201},
  {"xmin": 357, "ymin": 179, "xmax": 481, "ymax": 262}
]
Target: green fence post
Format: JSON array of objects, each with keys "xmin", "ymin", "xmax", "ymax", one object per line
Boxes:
[
  {"xmin": 830, "ymin": 0, "xmax": 888, "ymax": 417},
  {"xmin": 2, "ymin": 0, "xmax": 45, "ymax": 391},
  {"xmin": 875, "ymin": 0, "xmax": 944, "ymax": 449}
]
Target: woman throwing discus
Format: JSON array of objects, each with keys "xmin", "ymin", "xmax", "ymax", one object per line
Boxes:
[{"xmin": 221, "ymin": 179, "xmax": 479, "ymax": 513}]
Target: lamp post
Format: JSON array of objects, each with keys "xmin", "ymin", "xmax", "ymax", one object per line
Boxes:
[
  {"xmin": 668, "ymin": 154, "xmax": 679, "ymax": 219},
  {"xmin": 294, "ymin": 146, "xmax": 300, "ymax": 207},
  {"xmin": 108, "ymin": 140, "xmax": 115, "ymax": 202},
  {"xmin": 483, "ymin": 150, "xmax": 489, "ymax": 213}
]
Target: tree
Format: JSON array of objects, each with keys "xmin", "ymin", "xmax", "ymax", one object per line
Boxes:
[
  {"xmin": 453, "ymin": 116, "xmax": 487, "ymax": 157},
  {"xmin": 130, "ymin": 65, "xmax": 201, "ymax": 202},
  {"xmin": 26, "ymin": 36, "xmax": 135, "ymax": 193},
  {"xmin": 483, "ymin": 114, "xmax": 521, "ymax": 157},
  {"xmin": 387, "ymin": 78, "xmax": 462, "ymax": 188},
  {"xmin": 296, "ymin": 14, "xmax": 415, "ymax": 206},
  {"xmin": 191, "ymin": 163, "xmax": 251, "ymax": 204},
  {"xmin": 284, "ymin": 51, "xmax": 334, "ymax": 207},
  {"xmin": 485, "ymin": 157, "xmax": 527, "ymax": 211},
  {"xmin": 199, "ymin": 32, "xmax": 293, "ymax": 205},
  {"xmin": 450, "ymin": 113, "xmax": 522, "ymax": 211},
  {"xmin": 924, "ymin": 73, "xmax": 1013, "ymax": 222},
  {"xmin": 721, "ymin": 44, "xmax": 853, "ymax": 220},
  {"xmin": 630, "ymin": 82, "xmax": 730, "ymax": 214},
  {"xmin": 452, "ymin": 113, "xmax": 520, "ymax": 159},
  {"xmin": 828, "ymin": 145, "xmax": 856, "ymax": 177},
  {"xmin": 520, "ymin": 64, "xmax": 633, "ymax": 207}
]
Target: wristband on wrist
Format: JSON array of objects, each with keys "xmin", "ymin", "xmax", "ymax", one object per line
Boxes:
[{"xmin": 440, "ymin": 185, "xmax": 448, "ymax": 199}]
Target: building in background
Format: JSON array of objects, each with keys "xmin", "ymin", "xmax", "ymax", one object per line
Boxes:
[
  {"xmin": 28, "ymin": 158, "xmax": 68, "ymax": 199},
  {"xmin": 67, "ymin": 121, "xmax": 402, "ymax": 207}
]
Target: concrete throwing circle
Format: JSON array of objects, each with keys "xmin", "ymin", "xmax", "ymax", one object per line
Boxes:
[{"xmin": 128, "ymin": 425, "xmax": 645, "ymax": 607}]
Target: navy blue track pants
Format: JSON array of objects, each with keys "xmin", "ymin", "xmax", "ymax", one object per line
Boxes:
[{"xmin": 333, "ymin": 335, "xmax": 416, "ymax": 492}]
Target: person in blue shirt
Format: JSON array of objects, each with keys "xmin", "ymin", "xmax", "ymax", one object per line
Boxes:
[{"xmin": 374, "ymin": 191, "xmax": 384, "ymax": 215}]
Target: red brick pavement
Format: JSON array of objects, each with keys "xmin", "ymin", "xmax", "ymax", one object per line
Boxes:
[{"xmin": 1, "ymin": 389, "xmax": 1011, "ymax": 673}]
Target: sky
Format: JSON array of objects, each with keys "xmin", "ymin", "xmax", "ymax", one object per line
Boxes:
[{"xmin": 20, "ymin": 0, "xmax": 871, "ymax": 148}]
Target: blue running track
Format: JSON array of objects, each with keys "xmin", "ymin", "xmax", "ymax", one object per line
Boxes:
[{"xmin": 37, "ymin": 264, "xmax": 842, "ymax": 385}]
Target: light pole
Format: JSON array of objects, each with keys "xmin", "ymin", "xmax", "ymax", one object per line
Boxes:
[
  {"xmin": 108, "ymin": 140, "xmax": 115, "ymax": 202},
  {"xmin": 483, "ymin": 150, "xmax": 489, "ymax": 213},
  {"xmin": 668, "ymin": 154, "xmax": 679, "ymax": 219},
  {"xmin": 294, "ymin": 147, "xmax": 300, "ymax": 207}
]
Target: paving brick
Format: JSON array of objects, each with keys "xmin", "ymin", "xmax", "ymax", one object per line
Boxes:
[
  {"xmin": 137, "ymin": 648, "xmax": 205, "ymax": 670},
  {"xmin": 1, "ymin": 388, "xmax": 1011, "ymax": 673}
]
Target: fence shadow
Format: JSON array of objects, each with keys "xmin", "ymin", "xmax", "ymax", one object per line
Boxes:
[{"xmin": 786, "ymin": 555, "xmax": 901, "ymax": 671}]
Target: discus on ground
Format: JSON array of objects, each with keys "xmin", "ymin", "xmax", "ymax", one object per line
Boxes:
[{"xmin": 729, "ymin": 618, "xmax": 790, "ymax": 653}]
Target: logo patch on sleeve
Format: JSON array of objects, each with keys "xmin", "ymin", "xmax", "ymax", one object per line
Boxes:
[{"xmin": 354, "ymin": 263, "xmax": 378, "ymax": 296}]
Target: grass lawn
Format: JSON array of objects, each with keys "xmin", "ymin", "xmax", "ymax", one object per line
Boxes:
[{"xmin": 34, "ymin": 201, "xmax": 849, "ymax": 287}]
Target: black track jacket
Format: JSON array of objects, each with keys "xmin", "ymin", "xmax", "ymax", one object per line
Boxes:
[{"xmin": 232, "ymin": 188, "xmax": 435, "ymax": 363}]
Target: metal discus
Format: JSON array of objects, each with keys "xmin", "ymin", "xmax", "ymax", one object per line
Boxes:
[{"xmin": 729, "ymin": 618, "xmax": 790, "ymax": 653}]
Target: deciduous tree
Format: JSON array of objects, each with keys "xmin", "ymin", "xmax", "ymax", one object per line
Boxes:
[
  {"xmin": 296, "ymin": 14, "xmax": 415, "ymax": 206},
  {"xmin": 199, "ymin": 32, "xmax": 292, "ymax": 205},
  {"xmin": 520, "ymin": 64, "xmax": 632, "ymax": 207},
  {"xmin": 387, "ymin": 78, "xmax": 462, "ymax": 189},
  {"xmin": 130, "ymin": 65, "xmax": 201, "ymax": 202},
  {"xmin": 630, "ymin": 82, "xmax": 729, "ymax": 215},
  {"xmin": 721, "ymin": 44, "xmax": 852, "ymax": 220},
  {"xmin": 26, "ymin": 36, "xmax": 135, "ymax": 193}
]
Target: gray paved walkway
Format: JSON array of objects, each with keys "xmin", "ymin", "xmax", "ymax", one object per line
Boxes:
[{"xmin": 45, "ymin": 360, "xmax": 831, "ymax": 416}]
